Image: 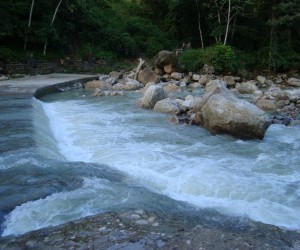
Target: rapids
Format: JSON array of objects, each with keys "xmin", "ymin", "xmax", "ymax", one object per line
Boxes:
[{"xmin": 1, "ymin": 88, "xmax": 299, "ymax": 236}]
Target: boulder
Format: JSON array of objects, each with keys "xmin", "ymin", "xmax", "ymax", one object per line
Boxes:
[
  {"xmin": 154, "ymin": 98, "xmax": 180, "ymax": 114},
  {"xmin": 123, "ymin": 78, "xmax": 143, "ymax": 91},
  {"xmin": 255, "ymin": 98, "xmax": 278, "ymax": 111},
  {"xmin": 153, "ymin": 50, "xmax": 177, "ymax": 69},
  {"xmin": 140, "ymin": 85, "xmax": 165, "ymax": 109},
  {"xmin": 170, "ymin": 72, "xmax": 183, "ymax": 81},
  {"xmin": 201, "ymin": 80, "xmax": 269, "ymax": 139},
  {"xmin": 192, "ymin": 74, "xmax": 201, "ymax": 81},
  {"xmin": 163, "ymin": 64, "xmax": 174, "ymax": 74},
  {"xmin": 138, "ymin": 68, "xmax": 160, "ymax": 85},
  {"xmin": 154, "ymin": 67, "xmax": 164, "ymax": 76},
  {"xmin": 163, "ymin": 84, "xmax": 181, "ymax": 92},
  {"xmin": 236, "ymin": 81, "xmax": 258, "ymax": 94},
  {"xmin": 223, "ymin": 76, "xmax": 236, "ymax": 87},
  {"xmin": 199, "ymin": 75, "xmax": 210, "ymax": 86},
  {"xmin": 182, "ymin": 95, "xmax": 195, "ymax": 109},
  {"xmin": 84, "ymin": 80, "xmax": 112, "ymax": 89},
  {"xmin": 287, "ymin": 78, "xmax": 300, "ymax": 87},
  {"xmin": 257, "ymin": 76, "xmax": 267, "ymax": 85}
]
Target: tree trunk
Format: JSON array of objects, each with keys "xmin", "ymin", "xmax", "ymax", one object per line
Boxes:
[
  {"xmin": 268, "ymin": 8, "xmax": 275, "ymax": 74},
  {"xmin": 195, "ymin": 0, "xmax": 204, "ymax": 49},
  {"xmin": 223, "ymin": 0, "xmax": 231, "ymax": 45},
  {"xmin": 24, "ymin": 0, "xmax": 35, "ymax": 50},
  {"xmin": 43, "ymin": 0, "xmax": 63, "ymax": 56}
]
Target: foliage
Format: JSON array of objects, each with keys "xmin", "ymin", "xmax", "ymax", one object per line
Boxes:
[
  {"xmin": 0, "ymin": 0, "xmax": 299, "ymax": 73},
  {"xmin": 179, "ymin": 49, "xmax": 204, "ymax": 72},
  {"xmin": 210, "ymin": 45, "xmax": 237, "ymax": 74}
]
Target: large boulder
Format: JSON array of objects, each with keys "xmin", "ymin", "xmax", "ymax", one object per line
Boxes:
[
  {"xmin": 154, "ymin": 98, "xmax": 180, "ymax": 114},
  {"xmin": 201, "ymin": 80, "xmax": 269, "ymax": 139},
  {"xmin": 153, "ymin": 50, "xmax": 177, "ymax": 69},
  {"xmin": 138, "ymin": 68, "xmax": 160, "ymax": 85},
  {"xmin": 140, "ymin": 85, "xmax": 165, "ymax": 109}
]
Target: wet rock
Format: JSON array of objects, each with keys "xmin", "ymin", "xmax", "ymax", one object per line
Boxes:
[
  {"xmin": 201, "ymin": 80, "xmax": 269, "ymax": 139},
  {"xmin": 139, "ymin": 85, "xmax": 165, "ymax": 109},
  {"xmin": 236, "ymin": 81, "xmax": 258, "ymax": 94},
  {"xmin": 109, "ymin": 71, "xmax": 123, "ymax": 80},
  {"xmin": 154, "ymin": 98, "xmax": 180, "ymax": 114},
  {"xmin": 122, "ymin": 78, "xmax": 142, "ymax": 91}
]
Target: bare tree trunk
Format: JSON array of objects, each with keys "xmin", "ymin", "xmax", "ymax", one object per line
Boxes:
[
  {"xmin": 43, "ymin": 0, "xmax": 63, "ymax": 56},
  {"xmin": 223, "ymin": 0, "xmax": 231, "ymax": 45},
  {"xmin": 24, "ymin": 0, "xmax": 35, "ymax": 50},
  {"xmin": 195, "ymin": 0, "xmax": 204, "ymax": 49}
]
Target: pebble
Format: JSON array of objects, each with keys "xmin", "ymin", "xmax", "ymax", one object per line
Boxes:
[
  {"xmin": 135, "ymin": 219, "xmax": 148, "ymax": 225},
  {"xmin": 130, "ymin": 214, "xmax": 141, "ymax": 220},
  {"xmin": 135, "ymin": 209, "xmax": 145, "ymax": 215}
]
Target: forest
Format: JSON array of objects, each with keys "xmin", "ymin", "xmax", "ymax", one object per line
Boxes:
[{"xmin": 0, "ymin": 0, "xmax": 300, "ymax": 74}]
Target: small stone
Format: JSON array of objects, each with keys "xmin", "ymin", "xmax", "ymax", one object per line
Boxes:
[
  {"xmin": 148, "ymin": 216, "xmax": 156, "ymax": 223},
  {"xmin": 99, "ymin": 226, "xmax": 107, "ymax": 232},
  {"xmin": 130, "ymin": 214, "xmax": 141, "ymax": 220},
  {"xmin": 135, "ymin": 219, "xmax": 148, "ymax": 225},
  {"xmin": 135, "ymin": 209, "xmax": 145, "ymax": 215},
  {"xmin": 153, "ymin": 222, "xmax": 159, "ymax": 227}
]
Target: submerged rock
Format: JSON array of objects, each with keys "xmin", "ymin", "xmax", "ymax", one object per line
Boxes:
[{"xmin": 201, "ymin": 80, "xmax": 269, "ymax": 139}]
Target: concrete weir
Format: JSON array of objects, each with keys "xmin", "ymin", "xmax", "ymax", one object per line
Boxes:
[{"xmin": 0, "ymin": 73, "xmax": 97, "ymax": 97}]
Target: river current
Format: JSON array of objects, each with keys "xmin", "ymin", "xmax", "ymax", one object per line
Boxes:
[{"xmin": 0, "ymin": 88, "xmax": 299, "ymax": 237}]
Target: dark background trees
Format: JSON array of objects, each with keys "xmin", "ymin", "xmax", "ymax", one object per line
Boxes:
[{"xmin": 0, "ymin": 0, "xmax": 299, "ymax": 73}]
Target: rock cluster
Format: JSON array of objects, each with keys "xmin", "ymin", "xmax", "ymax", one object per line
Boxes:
[{"xmin": 84, "ymin": 51, "xmax": 300, "ymax": 139}]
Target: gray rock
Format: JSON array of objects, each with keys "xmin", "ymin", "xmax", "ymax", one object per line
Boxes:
[
  {"xmin": 170, "ymin": 72, "xmax": 183, "ymax": 80},
  {"xmin": 154, "ymin": 98, "xmax": 180, "ymax": 114},
  {"xmin": 236, "ymin": 81, "xmax": 258, "ymax": 94},
  {"xmin": 153, "ymin": 50, "xmax": 177, "ymax": 69},
  {"xmin": 201, "ymin": 80, "xmax": 269, "ymax": 139},
  {"xmin": 138, "ymin": 68, "xmax": 160, "ymax": 85},
  {"xmin": 287, "ymin": 78, "xmax": 300, "ymax": 87},
  {"xmin": 140, "ymin": 85, "xmax": 165, "ymax": 109}
]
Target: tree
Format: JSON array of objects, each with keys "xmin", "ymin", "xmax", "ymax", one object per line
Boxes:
[
  {"xmin": 24, "ymin": 0, "xmax": 35, "ymax": 50},
  {"xmin": 43, "ymin": 0, "xmax": 63, "ymax": 55}
]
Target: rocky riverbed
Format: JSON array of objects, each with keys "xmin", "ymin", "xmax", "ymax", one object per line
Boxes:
[
  {"xmin": 1, "ymin": 70, "xmax": 300, "ymax": 249},
  {"xmin": 1, "ymin": 207, "xmax": 299, "ymax": 250}
]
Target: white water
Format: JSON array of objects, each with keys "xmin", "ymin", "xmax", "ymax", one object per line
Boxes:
[{"xmin": 2, "ymin": 93, "xmax": 300, "ymax": 236}]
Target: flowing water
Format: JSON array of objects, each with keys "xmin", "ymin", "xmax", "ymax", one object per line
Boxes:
[{"xmin": 1, "ymin": 88, "xmax": 300, "ymax": 237}]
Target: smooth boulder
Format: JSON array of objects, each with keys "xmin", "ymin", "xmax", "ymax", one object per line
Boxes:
[
  {"xmin": 140, "ymin": 85, "xmax": 165, "ymax": 109},
  {"xmin": 154, "ymin": 98, "xmax": 180, "ymax": 114},
  {"xmin": 201, "ymin": 80, "xmax": 269, "ymax": 139}
]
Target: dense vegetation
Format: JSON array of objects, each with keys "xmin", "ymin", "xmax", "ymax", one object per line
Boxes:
[{"xmin": 0, "ymin": 0, "xmax": 300, "ymax": 73}]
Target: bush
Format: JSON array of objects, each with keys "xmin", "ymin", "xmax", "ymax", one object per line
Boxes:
[
  {"xmin": 210, "ymin": 45, "xmax": 237, "ymax": 74},
  {"xmin": 178, "ymin": 49, "xmax": 204, "ymax": 72}
]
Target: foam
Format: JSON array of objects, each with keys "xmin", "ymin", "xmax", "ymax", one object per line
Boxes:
[{"xmin": 29, "ymin": 94, "xmax": 300, "ymax": 230}]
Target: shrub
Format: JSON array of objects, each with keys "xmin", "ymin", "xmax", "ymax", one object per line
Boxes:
[
  {"xmin": 178, "ymin": 49, "xmax": 204, "ymax": 72},
  {"xmin": 210, "ymin": 45, "xmax": 237, "ymax": 74}
]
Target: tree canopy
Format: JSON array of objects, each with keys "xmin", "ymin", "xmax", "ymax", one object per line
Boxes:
[{"xmin": 0, "ymin": 0, "xmax": 299, "ymax": 72}]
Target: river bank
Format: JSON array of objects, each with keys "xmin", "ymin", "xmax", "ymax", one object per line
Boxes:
[{"xmin": 0, "ymin": 74, "xmax": 299, "ymax": 249}]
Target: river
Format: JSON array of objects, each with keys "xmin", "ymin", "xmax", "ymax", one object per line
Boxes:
[{"xmin": 0, "ymin": 86, "xmax": 299, "ymax": 237}]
